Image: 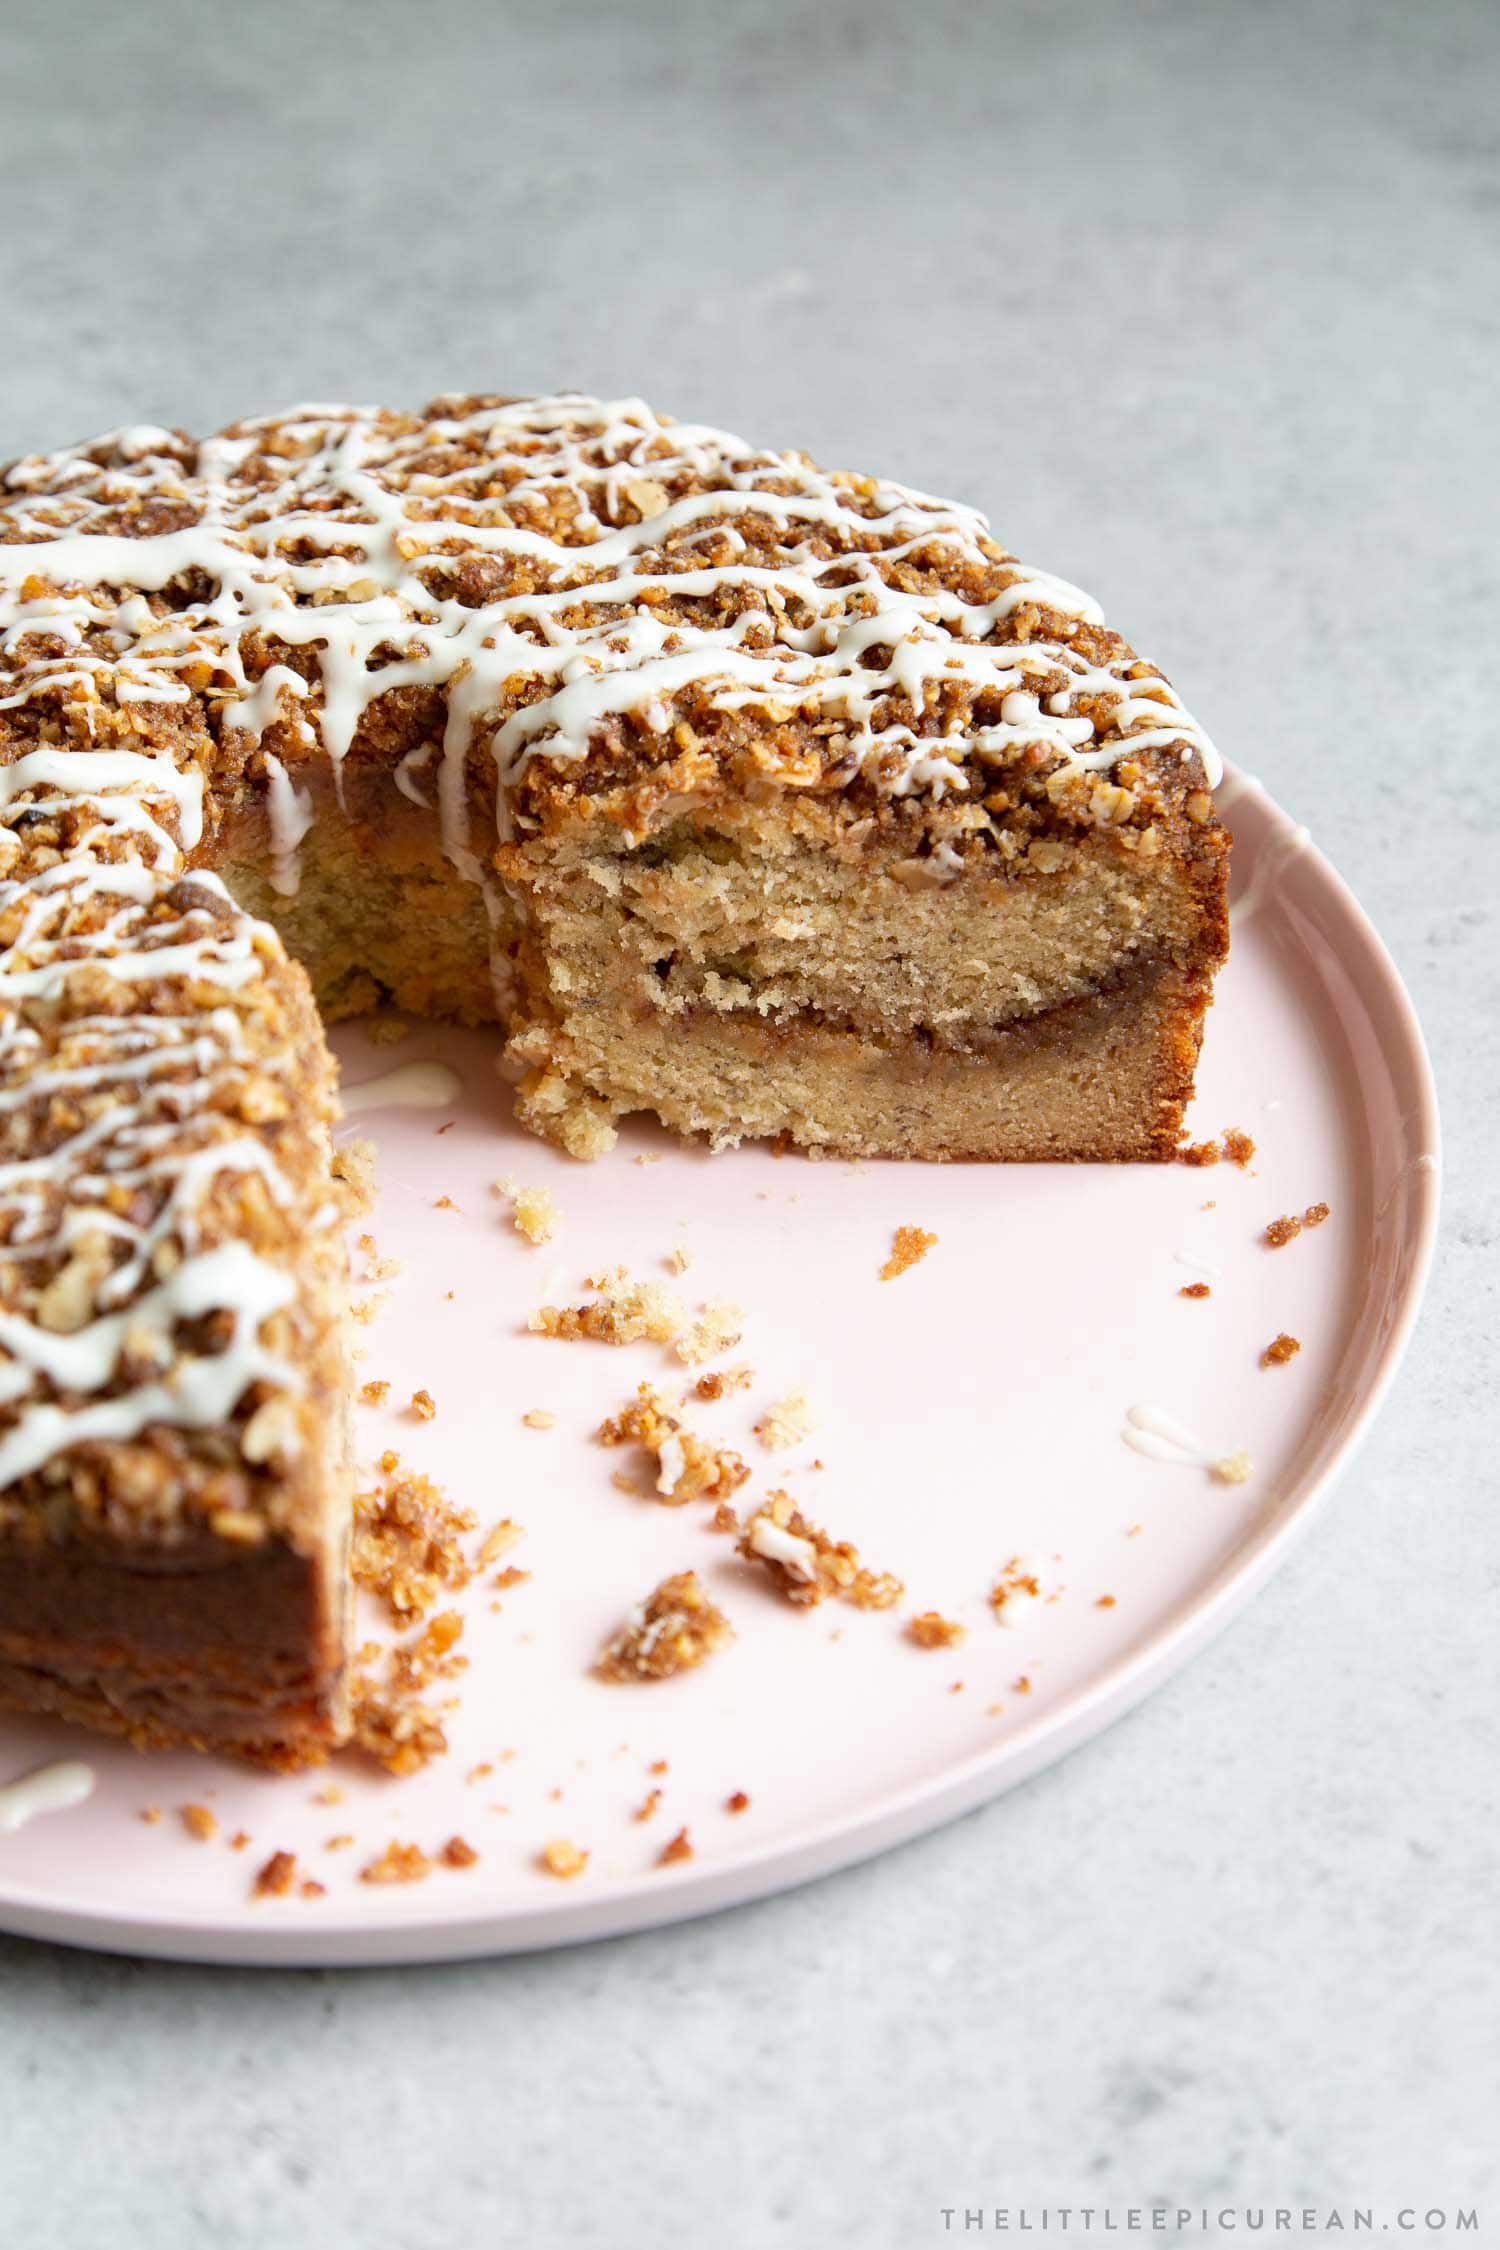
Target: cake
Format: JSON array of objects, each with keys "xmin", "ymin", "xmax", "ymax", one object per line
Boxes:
[{"xmin": 0, "ymin": 393, "xmax": 1228, "ymax": 1764}]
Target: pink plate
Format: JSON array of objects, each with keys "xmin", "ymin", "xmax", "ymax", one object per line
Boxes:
[{"xmin": 0, "ymin": 769, "xmax": 1440, "ymax": 1964}]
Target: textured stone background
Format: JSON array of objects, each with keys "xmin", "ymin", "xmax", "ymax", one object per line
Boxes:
[{"xmin": 1, "ymin": 0, "xmax": 1496, "ymax": 2241}]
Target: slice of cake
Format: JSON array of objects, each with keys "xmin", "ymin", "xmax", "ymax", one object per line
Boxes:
[
  {"xmin": 0, "ymin": 394, "xmax": 1227, "ymax": 1763},
  {"xmin": 0, "ymin": 753, "xmax": 349, "ymax": 1765}
]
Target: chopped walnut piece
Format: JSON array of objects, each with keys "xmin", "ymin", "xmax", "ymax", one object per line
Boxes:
[
  {"xmin": 179, "ymin": 1803, "xmax": 217, "ymax": 1842},
  {"xmin": 880, "ymin": 1225, "xmax": 938, "ymax": 1281},
  {"xmin": 598, "ymin": 1571, "xmax": 734, "ymax": 1681},
  {"xmin": 409, "ymin": 1388, "xmax": 437, "ymax": 1421},
  {"xmin": 597, "ymin": 1382, "xmax": 749, "ymax": 1506},
  {"xmin": 440, "ymin": 1836, "xmax": 480, "ymax": 1870},
  {"xmin": 1261, "ymin": 1332, "xmax": 1302, "ymax": 1367},
  {"xmin": 539, "ymin": 1839, "xmax": 589, "ymax": 1880},
  {"xmin": 360, "ymin": 1841, "xmax": 432, "ymax": 1886},
  {"xmin": 497, "ymin": 1175, "xmax": 560, "ymax": 1246},
  {"xmin": 657, "ymin": 1827, "xmax": 693, "ymax": 1868},
  {"xmin": 754, "ymin": 1387, "xmax": 816, "ymax": 1451},
  {"xmin": 738, "ymin": 1491, "xmax": 903, "ymax": 1610},
  {"xmin": 252, "ymin": 1850, "xmax": 298, "ymax": 1899},
  {"xmin": 908, "ymin": 1611, "xmax": 966, "ymax": 1650}
]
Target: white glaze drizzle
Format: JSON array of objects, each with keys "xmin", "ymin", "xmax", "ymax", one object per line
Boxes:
[
  {"xmin": 1120, "ymin": 1403, "xmax": 1247, "ymax": 1480},
  {"xmin": 339, "ymin": 1059, "xmax": 462, "ymax": 1115},
  {"xmin": 0, "ymin": 751, "xmax": 313, "ymax": 1489},
  {"xmin": 0, "ymin": 1758, "xmax": 96, "ymax": 1834},
  {"xmin": 0, "ymin": 394, "xmax": 1220, "ymax": 878}
]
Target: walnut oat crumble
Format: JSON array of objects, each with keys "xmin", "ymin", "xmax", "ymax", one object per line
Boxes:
[
  {"xmin": 989, "ymin": 1557, "xmax": 1045, "ymax": 1629},
  {"xmin": 539, "ymin": 1839, "xmax": 589, "ymax": 1880},
  {"xmin": 1210, "ymin": 1449, "xmax": 1253, "ymax": 1486},
  {"xmin": 908, "ymin": 1611, "xmax": 966, "ymax": 1650},
  {"xmin": 359, "ymin": 1840, "xmax": 432, "ymax": 1886},
  {"xmin": 880, "ymin": 1226, "xmax": 938, "ymax": 1281},
  {"xmin": 596, "ymin": 1383, "xmax": 749, "ymax": 1506},
  {"xmin": 351, "ymin": 1459, "xmax": 476, "ymax": 1624},
  {"xmin": 598, "ymin": 1571, "xmax": 734, "ymax": 1681},
  {"xmin": 252, "ymin": 1850, "xmax": 299, "ymax": 1899},
  {"xmin": 754, "ymin": 1387, "xmax": 817, "ymax": 1451},
  {"xmin": 738, "ymin": 1492, "xmax": 903, "ymax": 1610}
]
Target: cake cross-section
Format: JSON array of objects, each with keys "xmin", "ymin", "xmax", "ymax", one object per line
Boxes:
[{"xmin": 0, "ymin": 394, "xmax": 1228, "ymax": 1762}]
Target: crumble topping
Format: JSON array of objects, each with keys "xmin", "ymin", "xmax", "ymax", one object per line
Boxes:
[
  {"xmin": 658, "ymin": 1827, "xmax": 693, "ymax": 1868},
  {"xmin": 1210, "ymin": 1449, "xmax": 1253, "ymax": 1486},
  {"xmin": 693, "ymin": 1364, "xmax": 754, "ymax": 1402},
  {"xmin": 598, "ymin": 1571, "xmax": 734, "ymax": 1681},
  {"xmin": 1265, "ymin": 1202, "xmax": 1330, "ymax": 1248},
  {"xmin": 252, "ymin": 1849, "xmax": 298, "ymax": 1899},
  {"xmin": 351, "ymin": 1458, "xmax": 476, "ymax": 1623},
  {"xmin": 989, "ymin": 1556, "xmax": 1046, "ymax": 1629},
  {"xmin": 908, "ymin": 1611, "xmax": 966, "ymax": 1650},
  {"xmin": 754, "ymin": 1387, "xmax": 817, "ymax": 1451},
  {"xmin": 1178, "ymin": 1127, "xmax": 1256, "ymax": 1168},
  {"xmin": 1179, "ymin": 1282, "xmax": 1212, "ymax": 1300},
  {"xmin": 881, "ymin": 1226, "xmax": 938, "ymax": 1281},
  {"xmin": 359, "ymin": 1840, "xmax": 432, "ymax": 1886},
  {"xmin": 1261, "ymin": 1332, "xmax": 1301, "ymax": 1367},
  {"xmin": 738, "ymin": 1491, "xmax": 903, "ymax": 1610},
  {"xmin": 539, "ymin": 1839, "xmax": 589, "ymax": 1879},
  {"xmin": 596, "ymin": 1383, "xmax": 749, "ymax": 1505},
  {"xmin": 530, "ymin": 1270, "xmax": 687, "ymax": 1347},
  {"xmin": 179, "ymin": 1803, "xmax": 217, "ymax": 1841}
]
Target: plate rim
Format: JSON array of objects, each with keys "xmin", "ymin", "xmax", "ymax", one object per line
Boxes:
[{"xmin": 0, "ymin": 767, "xmax": 1442, "ymax": 1965}]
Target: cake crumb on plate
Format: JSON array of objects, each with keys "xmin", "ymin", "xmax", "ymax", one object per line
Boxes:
[
  {"xmin": 598, "ymin": 1571, "xmax": 734, "ymax": 1681},
  {"xmin": 880, "ymin": 1225, "xmax": 937, "ymax": 1281}
]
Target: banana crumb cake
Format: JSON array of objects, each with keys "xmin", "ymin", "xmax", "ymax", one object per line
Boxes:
[{"xmin": 0, "ymin": 393, "xmax": 1228, "ymax": 1764}]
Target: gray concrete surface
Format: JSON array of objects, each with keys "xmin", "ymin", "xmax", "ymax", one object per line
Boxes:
[{"xmin": 1, "ymin": 0, "xmax": 1496, "ymax": 2242}]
